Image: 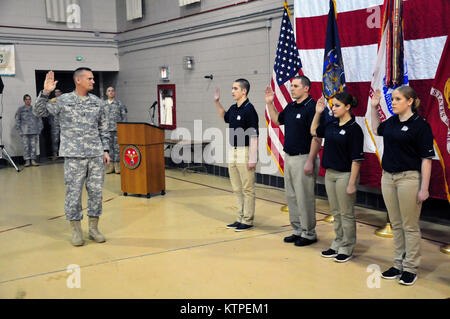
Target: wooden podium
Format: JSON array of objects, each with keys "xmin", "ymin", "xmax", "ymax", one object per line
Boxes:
[{"xmin": 117, "ymin": 122, "xmax": 165, "ymax": 198}]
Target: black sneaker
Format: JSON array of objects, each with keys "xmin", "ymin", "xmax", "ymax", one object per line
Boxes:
[
  {"xmin": 334, "ymin": 254, "xmax": 353, "ymax": 263},
  {"xmin": 226, "ymin": 222, "xmax": 241, "ymax": 229},
  {"xmin": 398, "ymin": 271, "xmax": 417, "ymax": 286},
  {"xmin": 235, "ymin": 224, "xmax": 253, "ymax": 232},
  {"xmin": 284, "ymin": 234, "xmax": 300, "ymax": 243},
  {"xmin": 321, "ymin": 248, "xmax": 338, "ymax": 258},
  {"xmin": 381, "ymin": 267, "xmax": 402, "ymax": 279},
  {"xmin": 294, "ymin": 237, "xmax": 317, "ymax": 247}
]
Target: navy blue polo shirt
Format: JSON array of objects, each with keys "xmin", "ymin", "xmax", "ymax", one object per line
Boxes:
[
  {"xmin": 224, "ymin": 99, "xmax": 259, "ymax": 147},
  {"xmin": 378, "ymin": 113, "xmax": 435, "ymax": 173},
  {"xmin": 278, "ymin": 96, "xmax": 316, "ymax": 155},
  {"xmin": 316, "ymin": 116, "xmax": 364, "ymax": 172}
]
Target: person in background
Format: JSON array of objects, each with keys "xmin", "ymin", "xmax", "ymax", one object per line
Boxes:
[
  {"xmin": 104, "ymin": 86, "xmax": 127, "ymax": 174},
  {"xmin": 15, "ymin": 94, "xmax": 43, "ymax": 167}
]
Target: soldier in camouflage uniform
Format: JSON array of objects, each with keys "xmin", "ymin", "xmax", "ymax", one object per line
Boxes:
[
  {"xmin": 104, "ymin": 86, "xmax": 127, "ymax": 174},
  {"xmin": 33, "ymin": 68, "xmax": 111, "ymax": 247},
  {"xmin": 48, "ymin": 88, "xmax": 62, "ymax": 160},
  {"xmin": 15, "ymin": 94, "xmax": 43, "ymax": 167}
]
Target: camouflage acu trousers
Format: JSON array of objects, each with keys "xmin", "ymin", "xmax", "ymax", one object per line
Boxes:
[
  {"xmin": 64, "ymin": 156, "xmax": 105, "ymax": 221},
  {"xmin": 21, "ymin": 134, "xmax": 38, "ymax": 160},
  {"xmin": 108, "ymin": 131, "xmax": 120, "ymax": 162}
]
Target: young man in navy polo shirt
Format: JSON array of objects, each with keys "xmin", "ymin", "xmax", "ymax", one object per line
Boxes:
[
  {"xmin": 265, "ymin": 75, "xmax": 322, "ymax": 246},
  {"xmin": 214, "ymin": 79, "xmax": 259, "ymax": 231}
]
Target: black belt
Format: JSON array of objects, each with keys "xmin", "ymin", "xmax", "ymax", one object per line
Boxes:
[{"xmin": 286, "ymin": 152, "xmax": 308, "ymax": 156}]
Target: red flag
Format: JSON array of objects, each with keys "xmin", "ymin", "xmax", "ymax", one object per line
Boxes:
[
  {"xmin": 423, "ymin": 37, "xmax": 450, "ymax": 202},
  {"xmin": 294, "ymin": 0, "xmax": 448, "ymax": 189}
]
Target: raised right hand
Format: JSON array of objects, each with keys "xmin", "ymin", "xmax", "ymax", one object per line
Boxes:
[
  {"xmin": 214, "ymin": 87, "xmax": 220, "ymax": 102},
  {"xmin": 265, "ymin": 86, "xmax": 274, "ymax": 104},
  {"xmin": 370, "ymin": 89, "xmax": 381, "ymax": 108},
  {"xmin": 43, "ymin": 71, "xmax": 58, "ymax": 95},
  {"xmin": 316, "ymin": 96, "xmax": 326, "ymax": 113}
]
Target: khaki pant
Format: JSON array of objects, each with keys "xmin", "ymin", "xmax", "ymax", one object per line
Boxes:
[
  {"xmin": 381, "ymin": 170, "xmax": 422, "ymax": 274},
  {"xmin": 284, "ymin": 154, "xmax": 319, "ymax": 240},
  {"xmin": 228, "ymin": 147, "xmax": 256, "ymax": 225},
  {"xmin": 325, "ymin": 169, "xmax": 356, "ymax": 255}
]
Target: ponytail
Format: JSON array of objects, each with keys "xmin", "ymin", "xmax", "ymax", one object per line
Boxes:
[
  {"xmin": 334, "ymin": 92, "xmax": 358, "ymax": 109},
  {"xmin": 395, "ymin": 85, "xmax": 420, "ymax": 111}
]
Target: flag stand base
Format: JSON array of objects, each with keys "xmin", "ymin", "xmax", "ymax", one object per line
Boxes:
[
  {"xmin": 440, "ymin": 245, "xmax": 450, "ymax": 255},
  {"xmin": 324, "ymin": 215, "xmax": 334, "ymax": 223},
  {"xmin": 375, "ymin": 223, "xmax": 393, "ymax": 238}
]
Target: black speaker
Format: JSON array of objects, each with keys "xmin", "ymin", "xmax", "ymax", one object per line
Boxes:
[{"xmin": 0, "ymin": 76, "xmax": 4, "ymax": 94}]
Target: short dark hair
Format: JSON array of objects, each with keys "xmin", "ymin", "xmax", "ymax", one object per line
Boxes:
[
  {"xmin": 23, "ymin": 94, "xmax": 31, "ymax": 101},
  {"xmin": 73, "ymin": 67, "xmax": 92, "ymax": 80},
  {"xmin": 293, "ymin": 75, "xmax": 311, "ymax": 91},
  {"xmin": 234, "ymin": 78, "xmax": 250, "ymax": 95}
]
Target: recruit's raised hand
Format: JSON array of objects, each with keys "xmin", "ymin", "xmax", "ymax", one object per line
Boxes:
[
  {"xmin": 214, "ymin": 87, "xmax": 220, "ymax": 102},
  {"xmin": 370, "ymin": 89, "xmax": 382, "ymax": 109},
  {"xmin": 316, "ymin": 96, "xmax": 326, "ymax": 113},
  {"xmin": 265, "ymin": 86, "xmax": 274, "ymax": 105},
  {"xmin": 43, "ymin": 71, "xmax": 58, "ymax": 96}
]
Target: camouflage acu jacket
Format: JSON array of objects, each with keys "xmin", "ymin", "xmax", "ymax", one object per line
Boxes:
[
  {"xmin": 105, "ymin": 99, "xmax": 127, "ymax": 131},
  {"xmin": 33, "ymin": 91, "xmax": 110, "ymax": 157},
  {"xmin": 15, "ymin": 105, "xmax": 43, "ymax": 135}
]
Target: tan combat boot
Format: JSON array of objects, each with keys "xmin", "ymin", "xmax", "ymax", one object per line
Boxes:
[
  {"xmin": 113, "ymin": 162, "xmax": 120, "ymax": 174},
  {"xmin": 24, "ymin": 160, "xmax": 31, "ymax": 167},
  {"xmin": 31, "ymin": 160, "xmax": 39, "ymax": 166},
  {"xmin": 70, "ymin": 220, "xmax": 85, "ymax": 246},
  {"xmin": 88, "ymin": 217, "xmax": 106, "ymax": 243},
  {"xmin": 105, "ymin": 163, "xmax": 114, "ymax": 174}
]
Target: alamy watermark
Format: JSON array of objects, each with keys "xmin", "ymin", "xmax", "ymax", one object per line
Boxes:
[
  {"xmin": 366, "ymin": 264, "xmax": 381, "ymax": 288},
  {"xmin": 66, "ymin": 4, "xmax": 81, "ymax": 29},
  {"xmin": 66, "ymin": 264, "xmax": 81, "ymax": 288}
]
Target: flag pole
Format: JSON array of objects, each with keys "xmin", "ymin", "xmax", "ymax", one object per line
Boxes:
[
  {"xmin": 280, "ymin": 0, "xmax": 290, "ymax": 214},
  {"xmin": 321, "ymin": 0, "xmax": 342, "ymax": 223},
  {"xmin": 373, "ymin": 0, "xmax": 401, "ymax": 239}
]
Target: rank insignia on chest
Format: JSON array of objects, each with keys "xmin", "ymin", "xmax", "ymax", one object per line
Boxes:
[
  {"xmin": 401, "ymin": 126, "xmax": 409, "ymax": 132},
  {"xmin": 237, "ymin": 115, "xmax": 241, "ymax": 120},
  {"xmin": 339, "ymin": 129, "xmax": 346, "ymax": 135},
  {"xmin": 296, "ymin": 114, "xmax": 301, "ymax": 119}
]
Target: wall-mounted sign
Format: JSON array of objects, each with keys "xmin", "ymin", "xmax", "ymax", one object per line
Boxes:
[{"xmin": 0, "ymin": 44, "xmax": 15, "ymax": 76}]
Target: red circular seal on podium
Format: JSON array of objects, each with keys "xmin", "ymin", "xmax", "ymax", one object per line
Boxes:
[{"xmin": 123, "ymin": 145, "xmax": 141, "ymax": 170}]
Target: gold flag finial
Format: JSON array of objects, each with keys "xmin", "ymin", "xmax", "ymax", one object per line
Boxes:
[{"xmin": 284, "ymin": 1, "xmax": 291, "ymax": 19}]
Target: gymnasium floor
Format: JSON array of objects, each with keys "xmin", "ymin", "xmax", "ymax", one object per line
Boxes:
[{"xmin": 0, "ymin": 161, "xmax": 449, "ymax": 299}]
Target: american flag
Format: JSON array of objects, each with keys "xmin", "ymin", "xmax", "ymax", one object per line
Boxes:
[{"xmin": 265, "ymin": 5, "xmax": 303, "ymax": 174}]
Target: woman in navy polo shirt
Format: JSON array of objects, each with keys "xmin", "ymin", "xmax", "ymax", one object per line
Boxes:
[
  {"xmin": 311, "ymin": 92, "xmax": 364, "ymax": 263},
  {"xmin": 370, "ymin": 86, "xmax": 434, "ymax": 286}
]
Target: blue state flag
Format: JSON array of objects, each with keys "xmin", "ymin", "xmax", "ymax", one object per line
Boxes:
[{"xmin": 322, "ymin": 0, "xmax": 346, "ymax": 101}]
